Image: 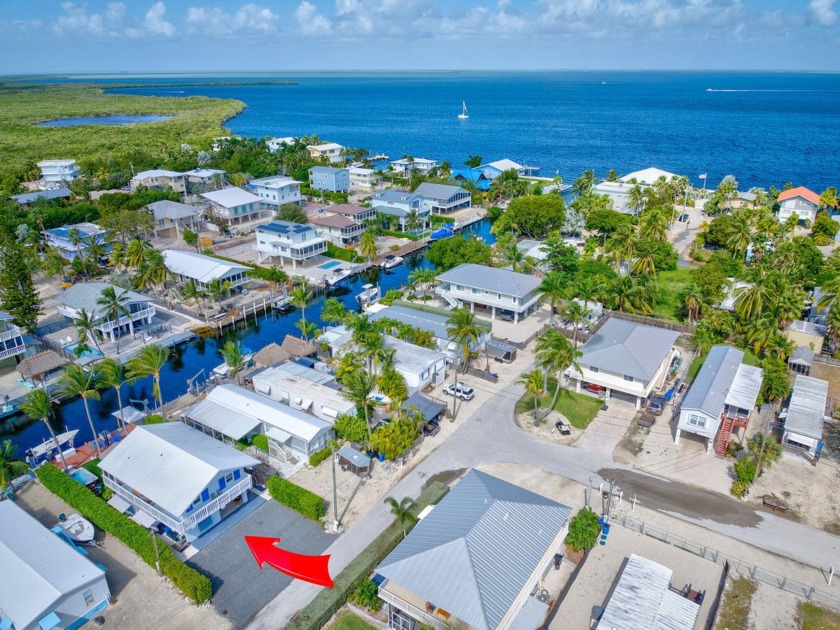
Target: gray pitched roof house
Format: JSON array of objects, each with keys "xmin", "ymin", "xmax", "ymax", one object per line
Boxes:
[{"xmin": 578, "ymin": 318, "xmax": 678, "ymax": 382}]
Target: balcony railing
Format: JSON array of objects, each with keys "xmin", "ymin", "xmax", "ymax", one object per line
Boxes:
[
  {"xmin": 105, "ymin": 481, "xmax": 183, "ymax": 533},
  {"xmin": 378, "ymin": 587, "xmax": 447, "ymax": 630},
  {"xmin": 0, "ymin": 327, "xmax": 23, "ymax": 343},
  {"xmin": 0, "ymin": 345, "xmax": 26, "ymax": 360},
  {"xmin": 99, "ymin": 307, "xmax": 156, "ymax": 330}
]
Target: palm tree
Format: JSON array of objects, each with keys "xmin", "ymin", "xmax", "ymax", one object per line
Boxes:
[
  {"xmin": 97, "ymin": 286, "xmax": 131, "ymax": 353},
  {"xmin": 58, "ymin": 364, "xmax": 103, "ymax": 458},
  {"xmin": 220, "ymin": 340, "xmax": 247, "ymax": 384},
  {"xmin": 98, "ymin": 358, "xmax": 129, "ymax": 431},
  {"xmin": 290, "ymin": 282, "xmax": 313, "ymax": 338},
  {"xmin": 384, "ymin": 496, "xmax": 417, "ymax": 538},
  {"xmin": 536, "ymin": 330, "xmax": 582, "ymax": 409},
  {"xmin": 628, "ymin": 184, "xmax": 646, "ymax": 215},
  {"xmin": 20, "ymin": 390, "xmax": 68, "ymax": 469},
  {"xmin": 359, "ymin": 230, "xmax": 379, "ymax": 262},
  {"xmin": 639, "ymin": 208, "xmax": 667, "ymax": 242},
  {"xmin": 72, "ymin": 308, "xmax": 104, "ymax": 355},
  {"xmin": 126, "ymin": 344, "xmax": 170, "ymax": 417},
  {"xmin": 563, "ymin": 300, "xmax": 590, "ymax": 347},
  {"xmin": 404, "ymin": 209, "xmax": 421, "ymax": 233},
  {"xmin": 679, "ymin": 284, "xmax": 706, "ymax": 325},
  {"xmin": 136, "ymin": 250, "xmax": 169, "ymax": 294},
  {"xmin": 42, "ymin": 246, "xmax": 68, "ymax": 279},
  {"xmin": 725, "ymin": 212, "xmax": 753, "ymax": 258},
  {"xmin": 321, "ymin": 298, "xmax": 348, "ymax": 325},
  {"xmin": 734, "ymin": 266, "xmax": 769, "ymax": 321},
  {"xmin": 180, "ymin": 280, "xmax": 207, "ymax": 312},
  {"xmin": 572, "ymin": 170, "xmax": 595, "ymax": 198},
  {"xmin": 501, "ymin": 242, "xmax": 524, "ymax": 272},
  {"xmin": 539, "ymin": 272, "xmax": 567, "ymax": 326},
  {"xmin": 446, "ymin": 308, "xmax": 482, "ymax": 419},
  {"xmin": 343, "ymin": 369, "xmax": 376, "ymax": 443},
  {"xmin": 0, "ymin": 439, "xmax": 29, "ymax": 496},
  {"xmin": 517, "ymin": 369, "xmax": 545, "ymax": 420},
  {"xmin": 409, "ymin": 268, "xmax": 436, "ymax": 297},
  {"xmin": 206, "ymin": 278, "xmax": 233, "ymax": 307},
  {"xmin": 124, "ymin": 238, "xmax": 151, "ymax": 269}
]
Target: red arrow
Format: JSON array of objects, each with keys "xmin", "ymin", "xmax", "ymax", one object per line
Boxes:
[{"xmin": 245, "ymin": 536, "xmax": 334, "ymax": 588}]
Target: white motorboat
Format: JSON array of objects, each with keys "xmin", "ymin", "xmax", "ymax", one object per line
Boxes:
[
  {"xmin": 57, "ymin": 513, "xmax": 95, "ymax": 545},
  {"xmin": 381, "ymin": 255, "xmax": 404, "ymax": 270},
  {"xmin": 458, "ymin": 101, "xmax": 469, "ymax": 120},
  {"xmin": 356, "ymin": 284, "xmax": 381, "ymax": 308},
  {"xmin": 212, "ymin": 347, "xmax": 253, "ymax": 378}
]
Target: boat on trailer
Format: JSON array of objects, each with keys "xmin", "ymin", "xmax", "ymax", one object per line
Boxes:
[{"xmin": 56, "ymin": 513, "xmax": 95, "ymax": 545}]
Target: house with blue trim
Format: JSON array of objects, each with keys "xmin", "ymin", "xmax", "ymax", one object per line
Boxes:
[
  {"xmin": 450, "ymin": 168, "xmax": 490, "ymax": 191},
  {"xmin": 43, "ymin": 222, "xmax": 108, "ymax": 261},
  {"xmin": 99, "ymin": 423, "xmax": 259, "ymax": 543}
]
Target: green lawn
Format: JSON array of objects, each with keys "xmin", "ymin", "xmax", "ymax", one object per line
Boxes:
[
  {"xmin": 516, "ymin": 376, "xmax": 603, "ymax": 429},
  {"xmin": 330, "ymin": 612, "xmax": 377, "ymax": 630},
  {"xmin": 716, "ymin": 577, "xmax": 756, "ymax": 630},
  {"xmin": 652, "ymin": 268, "xmax": 694, "ymax": 322},
  {"xmin": 797, "ymin": 602, "xmax": 840, "ymax": 630}
]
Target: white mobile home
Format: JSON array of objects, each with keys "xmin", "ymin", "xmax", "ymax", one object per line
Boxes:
[
  {"xmin": 252, "ymin": 365, "xmax": 355, "ymax": 422},
  {"xmin": 162, "ymin": 249, "xmax": 250, "ymax": 292},
  {"xmin": 782, "ymin": 375, "xmax": 829, "ymax": 457}
]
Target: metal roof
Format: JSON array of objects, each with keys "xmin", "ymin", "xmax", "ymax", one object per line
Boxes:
[
  {"xmin": 370, "ymin": 305, "xmax": 452, "ymax": 342},
  {"xmin": 133, "ymin": 169, "xmax": 183, "ymax": 180},
  {"xmin": 619, "ymin": 167, "xmax": 677, "ymax": 185},
  {"xmin": 263, "ymin": 360, "xmax": 336, "ymax": 386},
  {"xmin": 726, "ymin": 363, "xmax": 764, "ymax": 412},
  {"xmin": 790, "ymin": 346, "xmax": 816, "ymax": 367},
  {"xmin": 252, "ymin": 370, "xmax": 354, "ymax": 416},
  {"xmin": 249, "ymin": 175, "xmax": 300, "ymax": 188},
  {"xmin": 182, "ymin": 396, "xmax": 262, "ymax": 441},
  {"xmin": 403, "ymin": 392, "xmax": 446, "ymax": 422},
  {"xmin": 384, "ymin": 336, "xmax": 446, "ymax": 376},
  {"xmin": 182, "ymin": 168, "xmax": 226, "ymax": 179},
  {"xmin": 372, "ymin": 189, "xmax": 422, "ymax": 204},
  {"xmin": 55, "ymin": 282, "xmax": 152, "ymax": 319},
  {"xmin": 681, "ymin": 346, "xmax": 743, "ymax": 418},
  {"xmin": 99, "ymin": 422, "xmax": 259, "ymax": 517},
  {"xmin": 437, "ymin": 263, "xmax": 541, "ymax": 299},
  {"xmin": 162, "ymin": 249, "xmax": 249, "ymax": 283},
  {"xmin": 787, "ymin": 320, "xmax": 827, "ymax": 336},
  {"xmin": 578, "ymin": 318, "xmax": 679, "ymax": 382},
  {"xmin": 481, "ymin": 159, "xmax": 524, "ymax": 172},
  {"xmin": 414, "ymin": 182, "xmax": 468, "ymax": 201},
  {"xmin": 309, "ymin": 166, "xmax": 346, "ymax": 174},
  {"xmin": 0, "ymin": 501, "xmax": 106, "ymax": 630},
  {"xmin": 201, "ymin": 187, "xmax": 262, "ymax": 208},
  {"xmin": 598, "ymin": 554, "xmax": 701, "ymax": 630},
  {"xmin": 148, "ymin": 199, "xmax": 200, "ymax": 221},
  {"xmin": 10, "ymin": 188, "xmax": 72, "ymax": 204},
  {"xmin": 785, "ymin": 375, "xmax": 829, "ymax": 440},
  {"xmin": 376, "ymin": 470, "xmax": 571, "ymax": 630}
]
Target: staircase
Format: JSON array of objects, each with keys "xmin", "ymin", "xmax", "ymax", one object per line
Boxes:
[
  {"xmin": 435, "ymin": 287, "xmax": 461, "ymax": 309},
  {"xmin": 714, "ymin": 416, "xmax": 734, "ymax": 456}
]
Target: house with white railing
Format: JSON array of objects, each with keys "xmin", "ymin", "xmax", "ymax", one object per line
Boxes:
[
  {"xmin": 0, "ymin": 312, "xmax": 26, "ymax": 363},
  {"xmin": 99, "ymin": 422, "xmax": 258, "ymax": 543},
  {"xmin": 38, "ymin": 159, "xmax": 80, "ymax": 185},
  {"xmin": 43, "ymin": 222, "xmax": 108, "ymax": 261},
  {"xmin": 55, "ymin": 283, "xmax": 156, "ymax": 343},
  {"xmin": 249, "ymin": 176, "xmax": 303, "ymax": 206},
  {"xmin": 254, "ymin": 220, "xmax": 327, "ymax": 268},
  {"xmin": 435, "ymin": 263, "xmax": 542, "ymax": 323}
]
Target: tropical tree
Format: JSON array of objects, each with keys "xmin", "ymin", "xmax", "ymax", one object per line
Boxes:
[
  {"xmin": 180, "ymin": 280, "xmax": 206, "ymax": 311},
  {"xmin": 563, "ymin": 299, "xmax": 590, "ymax": 347},
  {"xmin": 679, "ymin": 284, "xmax": 707, "ymax": 325},
  {"xmin": 446, "ymin": 308, "xmax": 482, "ymax": 419},
  {"xmin": 98, "ymin": 357, "xmax": 130, "ymax": 431},
  {"xmin": 359, "ymin": 230, "xmax": 379, "ymax": 262},
  {"xmin": 135, "ymin": 250, "xmax": 169, "ymax": 293},
  {"xmin": 58, "ymin": 364, "xmax": 103, "ymax": 458},
  {"xmin": 126, "ymin": 344, "xmax": 170, "ymax": 417},
  {"xmin": 20, "ymin": 389, "xmax": 68, "ymax": 469},
  {"xmin": 206, "ymin": 278, "xmax": 232, "ymax": 306},
  {"xmin": 404, "ymin": 209, "xmax": 421, "ymax": 233},
  {"xmin": 342, "ymin": 369, "xmax": 376, "ymax": 443},
  {"xmin": 384, "ymin": 496, "xmax": 417, "ymax": 538},
  {"xmin": 539, "ymin": 272, "xmax": 568, "ymax": 326},
  {"xmin": 572, "ymin": 170, "xmax": 595, "ymax": 198},
  {"xmin": 501, "ymin": 242, "xmax": 524, "ymax": 272},
  {"xmin": 220, "ymin": 340, "xmax": 247, "ymax": 384},
  {"xmin": 97, "ymin": 285, "xmax": 131, "ymax": 354},
  {"xmin": 72, "ymin": 308, "xmax": 104, "ymax": 354},
  {"xmin": 321, "ymin": 297, "xmax": 348, "ymax": 325},
  {"xmin": 0, "ymin": 440, "xmax": 29, "ymax": 496},
  {"xmin": 517, "ymin": 369, "xmax": 546, "ymax": 420},
  {"xmin": 290, "ymin": 282, "xmax": 313, "ymax": 338},
  {"xmin": 725, "ymin": 212, "xmax": 753, "ymax": 258},
  {"xmin": 536, "ymin": 330, "xmax": 582, "ymax": 409}
]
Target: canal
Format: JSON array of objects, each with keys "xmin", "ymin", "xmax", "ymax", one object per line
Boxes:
[{"xmin": 1, "ymin": 220, "xmax": 495, "ymax": 453}]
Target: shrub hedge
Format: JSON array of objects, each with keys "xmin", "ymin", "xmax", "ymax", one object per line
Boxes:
[
  {"xmin": 36, "ymin": 464, "xmax": 213, "ymax": 604},
  {"xmin": 380, "ymin": 229, "xmax": 423, "ymax": 241},
  {"xmin": 267, "ymin": 476, "xmax": 326, "ymax": 521},
  {"xmin": 309, "ymin": 446, "xmax": 332, "ymax": 468},
  {"xmin": 144, "ymin": 414, "xmax": 166, "ymax": 425},
  {"xmin": 429, "ymin": 214, "xmax": 455, "ymax": 225},
  {"xmin": 252, "ymin": 434, "xmax": 269, "ymax": 453},
  {"xmin": 285, "ymin": 481, "xmax": 450, "ymax": 630},
  {"xmin": 82, "ymin": 458, "xmax": 103, "ymax": 479},
  {"xmin": 325, "ymin": 243, "xmax": 363, "ymax": 262}
]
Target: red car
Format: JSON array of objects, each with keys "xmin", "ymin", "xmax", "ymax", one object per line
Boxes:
[{"xmin": 584, "ymin": 383, "xmax": 605, "ymax": 393}]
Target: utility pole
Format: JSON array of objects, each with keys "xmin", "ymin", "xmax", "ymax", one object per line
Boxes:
[
  {"xmin": 150, "ymin": 528, "xmax": 162, "ymax": 575},
  {"xmin": 331, "ymin": 441, "xmax": 341, "ymax": 533}
]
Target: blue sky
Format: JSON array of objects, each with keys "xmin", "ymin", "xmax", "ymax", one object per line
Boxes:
[{"xmin": 1, "ymin": 0, "xmax": 838, "ymax": 73}]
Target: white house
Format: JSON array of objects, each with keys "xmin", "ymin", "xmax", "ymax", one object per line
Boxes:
[
  {"xmin": 249, "ymin": 176, "xmax": 302, "ymax": 206},
  {"xmin": 372, "ymin": 190, "xmax": 430, "ymax": 231},
  {"xmin": 37, "ymin": 159, "xmax": 79, "ymax": 185},
  {"xmin": 201, "ymin": 187, "xmax": 266, "ymax": 226},
  {"xmin": 349, "ymin": 167, "xmax": 381, "ymax": 191},
  {"xmin": 325, "ymin": 203, "xmax": 376, "ymax": 224},
  {"xmin": 147, "ymin": 200, "xmax": 201, "ymax": 237},
  {"xmin": 55, "ymin": 283, "xmax": 156, "ymax": 343},
  {"xmin": 0, "ymin": 312, "xmax": 27, "ymax": 364},
  {"xmin": 389, "ymin": 157, "xmax": 438, "ymax": 177},
  {"xmin": 163, "ymin": 249, "xmax": 250, "ymax": 292},
  {"xmin": 777, "ymin": 186, "xmax": 820, "ymax": 223},
  {"xmin": 266, "ymin": 137, "xmax": 297, "ymax": 153},
  {"xmin": 675, "ymin": 345, "xmax": 763, "ymax": 454},
  {"xmin": 43, "ymin": 222, "xmax": 108, "ymax": 260},
  {"xmin": 307, "ymin": 142, "xmax": 345, "ymax": 163},
  {"xmin": 308, "ymin": 213, "xmax": 364, "ymax": 246},
  {"xmin": 782, "ymin": 375, "xmax": 829, "ymax": 457},
  {"xmin": 376, "ymin": 470, "xmax": 571, "ymax": 630},
  {"xmin": 181, "ymin": 384, "xmax": 334, "ymax": 461},
  {"xmin": 321, "ymin": 326, "xmax": 447, "ymax": 394},
  {"xmin": 619, "ymin": 167, "xmax": 677, "ymax": 186},
  {"xmin": 571, "ymin": 318, "xmax": 680, "ymax": 409},
  {"xmin": 254, "ymin": 220, "xmax": 327, "ymax": 268},
  {"xmin": 100, "ymin": 422, "xmax": 259, "ymax": 543},
  {"xmin": 435, "ymin": 263, "xmax": 542, "ymax": 323},
  {"xmin": 478, "ymin": 158, "xmax": 539, "ymax": 179},
  {"xmin": 414, "ymin": 182, "xmax": 472, "ymax": 214},
  {"xmin": 130, "ymin": 169, "xmax": 186, "ymax": 193},
  {"xmin": 0, "ymin": 501, "xmax": 110, "ymax": 630},
  {"xmin": 252, "ymin": 364, "xmax": 355, "ymax": 422},
  {"xmin": 182, "ymin": 168, "xmax": 227, "ymax": 187},
  {"xmin": 591, "ymin": 180, "xmax": 637, "ymax": 214}
]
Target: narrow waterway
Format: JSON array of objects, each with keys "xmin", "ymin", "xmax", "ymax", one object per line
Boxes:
[{"xmin": 1, "ymin": 220, "xmax": 495, "ymax": 453}]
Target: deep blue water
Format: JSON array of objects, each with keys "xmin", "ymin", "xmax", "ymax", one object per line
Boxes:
[
  {"xmin": 37, "ymin": 114, "xmax": 173, "ymax": 127},
  {"xmin": 92, "ymin": 71, "xmax": 840, "ymax": 191},
  {"xmin": 2, "ymin": 221, "xmax": 493, "ymax": 453}
]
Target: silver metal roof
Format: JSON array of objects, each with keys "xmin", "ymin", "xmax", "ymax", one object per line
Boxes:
[
  {"xmin": 183, "ymin": 397, "xmax": 261, "ymax": 440},
  {"xmin": 414, "ymin": 182, "xmax": 468, "ymax": 201},
  {"xmin": 681, "ymin": 345, "xmax": 743, "ymax": 418},
  {"xmin": 725, "ymin": 363, "xmax": 764, "ymax": 411},
  {"xmin": 790, "ymin": 346, "xmax": 816, "ymax": 366},
  {"xmin": 370, "ymin": 305, "xmax": 452, "ymax": 342},
  {"xmin": 787, "ymin": 319, "xmax": 827, "ymax": 336},
  {"xmin": 163, "ymin": 249, "xmax": 249, "ymax": 283},
  {"xmin": 598, "ymin": 554, "xmax": 700, "ymax": 630},
  {"xmin": 201, "ymin": 186, "xmax": 262, "ymax": 208},
  {"xmin": 148, "ymin": 199, "xmax": 200, "ymax": 221},
  {"xmin": 0, "ymin": 501, "xmax": 106, "ymax": 630},
  {"xmin": 785, "ymin": 375, "xmax": 829, "ymax": 440},
  {"xmin": 579, "ymin": 318, "xmax": 678, "ymax": 381},
  {"xmin": 55, "ymin": 282, "xmax": 153, "ymax": 319},
  {"xmin": 99, "ymin": 422, "xmax": 258, "ymax": 517},
  {"xmin": 437, "ymin": 263, "xmax": 541, "ymax": 298},
  {"xmin": 376, "ymin": 469, "xmax": 571, "ymax": 630}
]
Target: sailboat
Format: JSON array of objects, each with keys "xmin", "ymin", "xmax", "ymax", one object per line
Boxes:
[{"xmin": 458, "ymin": 101, "xmax": 469, "ymax": 120}]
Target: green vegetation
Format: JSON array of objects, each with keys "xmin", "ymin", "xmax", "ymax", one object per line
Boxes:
[
  {"xmin": 427, "ymin": 235, "xmax": 492, "ymax": 270},
  {"xmin": 82, "ymin": 458, "xmax": 103, "ymax": 480},
  {"xmin": 285, "ymin": 481, "xmax": 449, "ymax": 630},
  {"xmin": 334, "ymin": 413, "xmax": 369, "ymax": 444},
  {"xmin": 309, "ymin": 445, "xmax": 332, "ymax": 467},
  {"xmin": 515, "ymin": 376, "xmax": 602, "ymax": 429},
  {"xmin": 267, "ymin": 476, "xmax": 326, "ymax": 521},
  {"xmin": 330, "ymin": 612, "xmax": 378, "ymax": 630},
  {"xmin": 348, "ymin": 579, "xmax": 382, "ymax": 612},
  {"xmin": 716, "ymin": 577, "xmax": 756, "ymax": 630},
  {"xmin": 143, "ymin": 414, "xmax": 166, "ymax": 425},
  {"xmin": 35, "ymin": 463, "xmax": 212, "ymax": 604},
  {"xmin": 730, "ymin": 434, "xmax": 784, "ymax": 497},
  {"xmin": 380, "ymin": 228, "xmax": 423, "ymax": 241},
  {"xmin": 565, "ymin": 507, "xmax": 601, "ymax": 552},
  {"xmin": 652, "ymin": 267, "xmax": 693, "ymax": 321},
  {"xmin": 429, "ymin": 214, "xmax": 455, "ymax": 225},
  {"xmin": 0, "ymin": 84, "xmax": 244, "ymax": 187},
  {"xmin": 797, "ymin": 602, "xmax": 840, "ymax": 630},
  {"xmin": 326, "ymin": 242, "xmax": 364, "ymax": 262},
  {"xmin": 252, "ymin": 434, "xmax": 269, "ymax": 453}
]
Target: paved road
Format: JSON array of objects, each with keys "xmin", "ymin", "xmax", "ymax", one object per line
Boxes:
[{"xmin": 247, "ymin": 375, "xmax": 840, "ymax": 629}]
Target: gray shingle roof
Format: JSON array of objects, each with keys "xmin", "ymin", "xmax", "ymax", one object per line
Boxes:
[
  {"xmin": 55, "ymin": 282, "xmax": 152, "ymax": 319},
  {"xmin": 578, "ymin": 318, "xmax": 679, "ymax": 381},
  {"xmin": 376, "ymin": 470, "xmax": 571, "ymax": 630},
  {"xmin": 402, "ymin": 392, "xmax": 446, "ymax": 422},
  {"xmin": 437, "ymin": 263, "xmax": 541, "ymax": 299},
  {"xmin": 372, "ymin": 189, "xmax": 421, "ymax": 204},
  {"xmin": 10, "ymin": 187, "xmax": 72, "ymax": 204},
  {"xmin": 414, "ymin": 182, "xmax": 467, "ymax": 201},
  {"xmin": 148, "ymin": 199, "xmax": 200, "ymax": 221},
  {"xmin": 681, "ymin": 345, "xmax": 743, "ymax": 419}
]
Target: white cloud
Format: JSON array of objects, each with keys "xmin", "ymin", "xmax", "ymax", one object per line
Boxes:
[
  {"xmin": 11, "ymin": 19, "xmax": 44, "ymax": 30},
  {"xmin": 142, "ymin": 2, "xmax": 176, "ymax": 36},
  {"xmin": 54, "ymin": 2, "xmax": 108, "ymax": 36},
  {"xmin": 808, "ymin": 0, "xmax": 837, "ymax": 26},
  {"xmin": 295, "ymin": 1, "xmax": 333, "ymax": 35},
  {"xmin": 187, "ymin": 4, "xmax": 280, "ymax": 37},
  {"xmin": 54, "ymin": 1, "xmax": 175, "ymax": 38}
]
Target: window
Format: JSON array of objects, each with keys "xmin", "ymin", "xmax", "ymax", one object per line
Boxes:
[
  {"xmin": 623, "ymin": 375, "xmax": 634, "ymax": 382},
  {"xmin": 84, "ymin": 589, "xmax": 95, "ymax": 607},
  {"xmin": 688, "ymin": 414, "xmax": 706, "ymax": 428},
  {"xmin": 590, "ymin": 366, "xmax": 599, "ymax": 373},
  {"xmin": 225, "ymin": 473, "xmax": 234, "ymax": 483}
]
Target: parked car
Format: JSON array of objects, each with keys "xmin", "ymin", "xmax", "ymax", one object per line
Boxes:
[
  {"xmin": 584, "ymin": 383, "xmax": 605, "ymax": 393},
  {"xmin": 443, "ymin": 383, "xmax": 475, "ymax": 400},
  {"xmin": 678, "ymin": 213, "xmax": 689, "ymax": 222},
  {"xmin": 648, "ymin": 395, "xmax": 668, "ymax": 415}
]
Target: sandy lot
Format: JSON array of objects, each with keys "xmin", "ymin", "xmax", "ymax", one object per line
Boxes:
[{"xmin": 15, "ymin": 480, "xmax": 232, "ymax": 630}]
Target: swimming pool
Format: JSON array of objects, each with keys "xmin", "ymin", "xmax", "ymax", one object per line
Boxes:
[
  {"xmin": 319, "ymin": 260, "xmax": 341, "ymax": 270},
  {"xmin": 64, "ymin": 342, "xmax": 103, "ymax": 358},
  {"xmin": 69, "ymin": 467, "xmax": 98, "ymax": 486}
]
